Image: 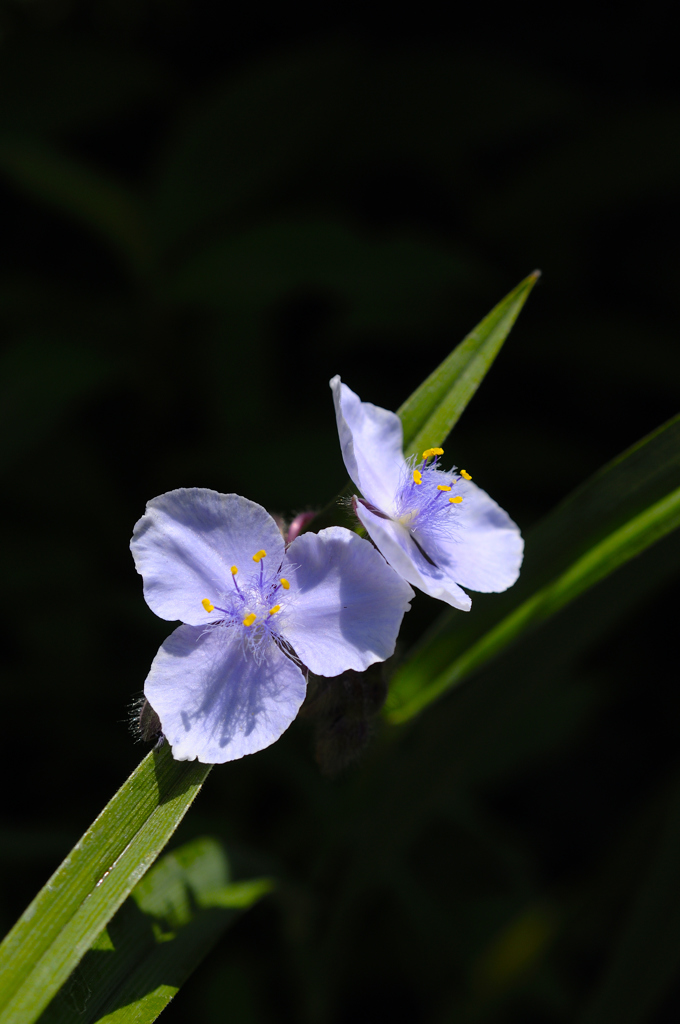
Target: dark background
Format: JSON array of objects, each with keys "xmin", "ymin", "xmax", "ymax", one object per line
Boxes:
[{"xmin": 1, "ymin": 1, "xmax": 680, "ymax": 1021}]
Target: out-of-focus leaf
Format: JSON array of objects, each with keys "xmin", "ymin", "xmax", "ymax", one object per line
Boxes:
[
  {"xmin": 485, "ymin": 107, "xmax": 680, "ymax": 275},
  {"xmin": 0, "ymin": 141, "xmax": 152, "ymax": 275},
  {"xmin": 0, "ymin": 40, "xmax": 167, "ymax": 137},
  {"xmin": 387, "ymin": 413, "xmax": 680, "ymax": 722},
  {"xmin": 472, "ymin": 904, "xmax": 556, "ymax": 997},
  {"xmin": 397, "ymin": 270, "xmax": 540, "ymax": 458},
  {"xmin": 174, "ymin": 218, "xmax": 475, "ymax": 333},
  {"xmin": 38, "ymin": 837, "xmax": 273, "ymax": 1024},
  {"xmin": 152, "ymin": 44, "xmax": 564, "ymax": 248},
  {"xmin": 578, "ymin": 775, "xmax": 680, "ymax": 1024},
  {"xmin": 387, "ymin": 526, "xmax": 680, "ymax": 806},
  {"xmin": 0, "ymin": 746, "xmax": 211, "ymax": 1024},
  {"xmin": 0, "ymin": 339, "xmax": 114, "ymax": 471},
  {"xmin": 153, "ymin": 47, "xmax": 350, "ymax": 247},
  {"xmin": 305, "ymin": 532, "xmax": 680, "ymax": 1021}
]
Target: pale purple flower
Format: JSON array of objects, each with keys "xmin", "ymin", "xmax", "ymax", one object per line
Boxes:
[
  {"xmin": 331, "ymin": 377, "xmax": 523, "ymax": 611},
  {"xmin": 131, "ymin": 488, "xmax": 414, "ymax": 764}
]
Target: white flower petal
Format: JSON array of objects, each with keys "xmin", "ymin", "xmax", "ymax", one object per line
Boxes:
[
  {"xmin": 131, "ymin": 489, "xmax": 285, "ymax": 626},
  {"xmin": 355, "ymin": 502, "xmax": 472, "ymax": 611},
  {"xmin": 330, "ymin": 376, "xmax": 405, "ymax": 512},
  {"xmin": 283, "ymin": 526, "xmax": 414, "ymax": 674},
  {"xmin": 145, "ymin": 624, "xmax": 307, "ymax": 763},
  {"xmin": 416, "ymin": 480, "xmax": 524, "ymax": 593}
]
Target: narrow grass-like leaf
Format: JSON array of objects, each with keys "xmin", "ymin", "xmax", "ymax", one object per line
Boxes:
[
  {"xmin": 390, "ymin": 486, "xmax": 680, "ymax": 722},
  {"xmin": 0, "ymin": 141, "xmax": 153, "ymax": 276},
  {"xmin": 38, "ymin": 837, "xmax": 273, "ymax": 1024},
  {"xmin": 303, "ymin": 272, "xmax": 539, "ymax": 533},
  {"xmin": 398, "ymin": 270, "xmax": 540, "ymax": 458},
  {"xmin": 0, "ymin": 746, "xmax": 211, "ymax": 1024},
  {"xmin": 387, "ymin": 413, "xmax": 680, "ymax": 723}
]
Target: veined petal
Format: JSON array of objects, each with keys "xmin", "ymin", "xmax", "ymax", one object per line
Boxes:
[
  {"xmin": 330, "ymin": 376, "xmax": 404, "ymax": 513},
  {"xmin": 283, "ymin": 526, "xmax": 414, "ymax": 674},
  {"xmin": 417, "ymin": 480, "xmax": 524, "ymax": 593},
  {"xmin": 131, "ymin": 489, "xmax": 285, "ymax": 626},
  {"xmin": 355, "ymin": 502, "xmax": 472, "ymax": 611},
  {"xmin": 145, "ymin": 624, "xmax": 307, "ymax": 763}
]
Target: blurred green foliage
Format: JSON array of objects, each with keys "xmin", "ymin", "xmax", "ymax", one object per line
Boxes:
[
  {"xmin": 1, "ymin": 2, "xmax": 680, "ymax": 1022},
  {"xmin": 39, "ymin": 836, "xmax": 273, "ymax": 1024}
]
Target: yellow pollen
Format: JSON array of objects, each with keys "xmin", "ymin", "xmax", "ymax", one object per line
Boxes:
[
  {"xmin": 422, "ymin": 447, "xmax": 444, "ymax": 459},
  {"xmin": 243, "ymin": 612, "xmax": 257, "ymax": 627},
  {"xmin": 252, "ymin": 550, "xmax": 266, "ymax": 562},
  {"xmin": 269, "ymin": 605, "xmax": 281, "ymax": 616},
  {"xmin": 437, "ymin": 484, "xmax": 452, "ymax": 492},
  {"xmin": 413, "ymin": 470, "xmax": 422, "ymax": 485},
  {"xmin": 231, "ymin": 565, "xmax": 238, "ymax": 575},
  {"xmin": 201, "ymin": 598, "xmax": 214, "ymax": 613},
  {"xmin": 280, "ymin": 578, "xmax": 290, "ymax": 590},
  {"xmin": 449, "ymin": 496, "xmax": 463, "ymax": 504},
  {"xmin": 460, "ymin": 469, "xmax": 472, "ymax": 480}
]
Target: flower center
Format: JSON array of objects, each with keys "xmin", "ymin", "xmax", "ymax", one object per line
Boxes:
[
  {"xmin": 200, "ymin": 550, "xmax": 291, "ymax": 660},
  {"xmin": 393, "ymin": 449, "xmax": 470, "ymax": 534}
]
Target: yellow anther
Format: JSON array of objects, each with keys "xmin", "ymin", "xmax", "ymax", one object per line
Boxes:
[
  {"xmin": 243, "ymin": 612, "xmax": 257, "ymax": 627},
  {"xmin": 449, "ymin": 496, "xmax": 463, "ymax": 504},
  {"xmin": 413, "ymin": 470, "xmax": 422, "ymax": 485},
  {"xmin": 231, "ymin": 565, "xmax": 238, "ymax": 575},
  {"xmin": 202, "ymin": 598, "xmax": 214, "ymax": 613},
  {"xmin": 422, "ymin": 447, "xmax": 444, "ymax": 459},
  {"xmin": 437, "ymin": 484, "xmax": 452, "ymax": 492},
  {"xmin": 280, "ymin": 578, "xmax": 290, "ymax": 590},
  {"xmin": 269, "ymin": 605, "xmax": 281, "ymax": 616},
  {"xmin": 252, "ymin": 549, "xmax": 266, "ymax": 562},
  {"xmin": 460, "ymin": 469, "xmax": 472, "ymax": 480}
]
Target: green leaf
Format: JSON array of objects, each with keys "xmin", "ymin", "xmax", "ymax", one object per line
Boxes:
[
  {"xmin": 0, "ymin": 141, "xmax": 153, "ymax": 277},
  {"xmin": 398, "ymin": 269, "xmax": 540, "ymax": 458},
  {"xmin": 0, "ymin": 746, "xmax": 211, "ymax": 1024},
  {"xmin": 38, "ymin": 837, "xmax": 273, "ymax": 1024},
  {"xmin": 387, "ymin": 412, "xmax": 680, "ymax": 723},
  {"xmin": 303, "ymin": 272, "xmax": 538, "ymax": 533}
]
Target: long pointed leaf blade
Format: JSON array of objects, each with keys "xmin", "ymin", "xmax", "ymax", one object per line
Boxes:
[
  {"xmin": 303, "ymin": 273, "xmax": 539, "ymax": 533},
  {"xmin": 398, "ymin": 270, "xmax": 540, "ymax": 458},
  {"xmin": 389, "ymin": 486, "xmax": 680, "ymax": 723},
  {"xmin": 38, "ymin": 837, "xmax": 273, "ymax": 1024},
  {"xmin": 0, "ymin": 746, "xmax": 211, "ymax": 1024},
  {"xmin": 387, "ymin": 412, "xmax": 680, "ymax": 723}
]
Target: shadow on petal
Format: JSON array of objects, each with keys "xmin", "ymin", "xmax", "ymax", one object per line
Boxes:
[{"xmin": 145, "ymin": 624, "xmax": 307, "ymax": 763}]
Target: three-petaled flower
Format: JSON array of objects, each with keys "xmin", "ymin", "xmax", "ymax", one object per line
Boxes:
[
  {"xmin": 131, "ymin": 488, "xmax": 414, "ymax": 763},
  {"xmin": 331, "ymin": 377, "xmax": 523, "ymax": 610}
]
